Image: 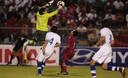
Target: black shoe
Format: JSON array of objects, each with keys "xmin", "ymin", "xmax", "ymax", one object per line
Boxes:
[
  {"xmin": 119, "ymin": 67, "xmax": 126, "ymax": 78},
  {"xmin": 17, "ymin": 63, "xmax": 21, "ymax": 66},
  {"xmin": 7, "ymin": 62, "xmax": 12, "ymax": 65},
  {"xmin": 57, "ymin": 72, "xmax": 68, "ymax": 75}
]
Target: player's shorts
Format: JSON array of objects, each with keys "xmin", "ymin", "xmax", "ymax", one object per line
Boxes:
[
  {"xmin": 13, "ymin": 45, "xmax": 22, "ymax": 52},
  {"xmin": 62, "ymin": 50, "xmax": 75, "ymax": 62},
  {"xmin": 92, "ymin": 46, "xmax": 112, "ymax": 64},
  {"xmin": 36, "ymin": 49, "xmax": 53, "ymax": 62},
  {"xmin": 33, "ymin": 30, "xmax": 47, "ymax": 41}
]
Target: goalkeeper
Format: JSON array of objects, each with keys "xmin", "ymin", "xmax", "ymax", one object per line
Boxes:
[{"xmin": 33, "ymin": 0, "xmax": 63, "ymax": 45}]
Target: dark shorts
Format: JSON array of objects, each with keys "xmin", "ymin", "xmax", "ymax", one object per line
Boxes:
[
  {"xmin": 13, "ymin": 45, "xmax": 22, "ymax": 52},
  {"xmin": 33, "ymin": 30, "xmax": 47, "ymax": 41},
  {"xmin": 62, "ymin": 50, "xmax": 75, "ymax": 62},
  {"xmin": 33, "ymin": 30, "xmax": 47, "ymax": 45}
]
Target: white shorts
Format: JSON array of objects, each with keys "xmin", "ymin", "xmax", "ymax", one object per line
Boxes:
[
  {"xmin": 92, "ymin": 46, "xmax": 112, "ymax": 64},
  {"xmin": 36, "ymin": 50, "xmax": 53, "ymax": 62}
]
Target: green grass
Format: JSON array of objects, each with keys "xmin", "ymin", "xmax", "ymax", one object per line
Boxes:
[{"xmin": 0, "ymin": 65, "xmax": 127, "ymax": 78}]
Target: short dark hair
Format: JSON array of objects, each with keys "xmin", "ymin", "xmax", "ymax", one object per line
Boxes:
[
  {"xmin": 39, "ymin": 8, "xmax": 46, "ymax": 15},
  {"xmin": 51, "ymin": 26, "xmax": 58, "ymax": 33},
  {"xmin": 73, "ymin": 30, "xmax": 78, "ymax": 37}
]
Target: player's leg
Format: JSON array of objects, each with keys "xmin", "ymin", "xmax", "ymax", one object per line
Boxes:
[
  {"xmin": 90, "ymin": 49, "xmax": 104, "ymax": 78},
  {"xmin": 41, "ymin": 61, "xmax": 45, "ymax": 71},
  {"xmin": 40, "ymin": 55, "xmax": 51, "ymax": 73},
  {"xmin": 16, "ymin": 55, "xmax": 20, "ymax": 66},
  {"xmin": 7, "ymin": 51, "xmax": 15, "ymax": 65},
  {"xmin": 36, "ymin": 51, "xmax": 44, "ymax": 75},
  {"xmin": 60, "ymin": 58, "xmax": 64, "ymax": 73},
  {"xmin": 39, "ymin": 31, "xmax": 47, "ymax": 45},
  {"xmin": 62, "ymin": 52, "xmax": 74, "ymax": 74},
  {"xmin": 15, "ymin": 50, "xmax": 22, "ymax": 66},
  {"xmin": 33, "ymin": 30, "xmax": 46, "ymax": 45},
  {"xmin": 90, "ymin": 47, "xmax": 106, "ymax": 78},
  {"xmin": 58, "ymin": 53, "xmax": 69, "ymax": 75},
  {"xmin": 62, "ymin": 59, "xmax": 67, "ymax": 73},
  {"xmin": 58, "ymin": 58, "xmax": 68, "ymax": 75},
  {"xmin": 7, "ymin": 53, "xmax": 14, "ymax": 64},
  {"xmin": 90, "ymin": 60, "xmax": 97, "ymax": 78},
  {"xmin": 36, "ymin": 51, "xmax": 51, "ymax": 76},
  {"xmin": 37, "ymin": 61, "xmax": 43, "ymax": 76},
  {"xmin": 102, "ymin": 63, "xmax": 126, "ymax": 78},
  {"xmin": 102, "ymin": 52, "xmax": 126, "ymax": 78}
]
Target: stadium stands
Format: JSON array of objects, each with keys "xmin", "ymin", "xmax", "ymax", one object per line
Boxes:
[{"xmin": 0, "ymin": 0, "xmax": 128, "ymax": 46}]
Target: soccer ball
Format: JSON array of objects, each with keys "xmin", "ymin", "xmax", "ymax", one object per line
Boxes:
[
  {"xmin": 57, "ymin": 1, "xmax": 65, "ymax": 7},
  {"xmin": 29, "ymin": 40, "xmax": 37, "ymax": 45}
]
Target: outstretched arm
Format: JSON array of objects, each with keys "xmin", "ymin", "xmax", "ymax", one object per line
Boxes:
[{"xmin": 41, "ymin": 0, "xmax": 54, "ymax": 8}]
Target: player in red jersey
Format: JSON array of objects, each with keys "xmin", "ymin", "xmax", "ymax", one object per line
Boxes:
[{"xmin": 58, "ymin": 30, "xmax": 78, "ymax": 75}]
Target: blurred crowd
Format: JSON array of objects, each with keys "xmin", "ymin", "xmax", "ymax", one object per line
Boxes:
[{"xmin": 0, "ymin": 0, "xmax": 128, "ymax": 46}]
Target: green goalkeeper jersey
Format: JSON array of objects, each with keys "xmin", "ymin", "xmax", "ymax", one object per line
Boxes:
[{"xmin": 36, "ymin": 10, "xmax": 58, "ymax": 31}]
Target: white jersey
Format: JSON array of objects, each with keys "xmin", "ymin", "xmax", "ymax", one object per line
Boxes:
[
  {"xmin": 36, "ymin": 32, "xmax": 61, "ymax": 62},
  {"xmin": 100, "ymin": 27, "xmax": 114, "ymax": 47},
  {"xmin": 45, "ymin": 32, "xmax": 61, "ymax": 53},
  {"xmin": 92, "ymin": 27, "xmax": 114, "ymax": 64}
]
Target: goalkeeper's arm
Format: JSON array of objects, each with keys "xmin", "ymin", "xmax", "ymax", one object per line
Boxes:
[{"xmin": 40, "ymin": 0, "xmax": 54, "ymax": 8}]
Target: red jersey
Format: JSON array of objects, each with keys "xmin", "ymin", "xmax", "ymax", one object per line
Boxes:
[
  {"xmin": 66, "ymin": 35, "xmax": 76, "ymax": 51},
  {"xmin": 62, "ymin": 35, "xmax": 76, "ymax": 62}
]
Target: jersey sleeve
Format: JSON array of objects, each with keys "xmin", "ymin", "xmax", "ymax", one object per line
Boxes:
[
  {"xmin": 47, "ymin": 10, "xmax": 58, "ymax": 17},
  {"xmin": 57, "ymin": 35, "xmax": 61, "ymax": 44},
  {"xmin": 111, "ymin": 32, "xmax": 114, "ymax": 40},
  {"xmin": 100, "ymin": 29, "xmax": 106, "ymax": 37}
]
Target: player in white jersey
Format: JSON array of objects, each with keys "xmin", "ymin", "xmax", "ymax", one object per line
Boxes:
[
  {"xmin": 90, "ymin": 27, "xmax": 126, "ymax": 78},
  {"xmin": 36, "ymin": 26, "xmax": 61, "ymax": 76}
]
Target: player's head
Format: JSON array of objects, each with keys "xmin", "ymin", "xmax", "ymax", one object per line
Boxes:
[
  {"xmin": 51, "ymin": 26, "xmax": 58, "ymax": 33},
  {"xmin": 70, "ymin": 30, "xmax": 78, "ymax": 37},
  {"xmin": 39, "ymin": 7, "xmax": 47, "ymax": 15},
  {"xmin": 101, "ymin": 20, "xmax": 108, "ymax": 28}
]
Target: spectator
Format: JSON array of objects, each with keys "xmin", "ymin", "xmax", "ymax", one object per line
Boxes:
[
  {"xmin": 77, "ymin": 22, "xmax": 87, "ymax": 40},
  {"xmin": 0, "ymin": 1, "xmax": 7, "ymax": 24},
  {"xmin": 86, "ymin": 9, "xmax": 97, "ymax": 24},
  {"xmin": 27, "ymin": 9, "xmax": 36, "ymax": 21},
  {"xmin": 113, "ymin": 0, "xmax": 124, "ymax": 11},
  {"xmin": 8, "ymin": 2, "xmax": 16, "ymax": 12},
  {"xmin": 115, "ymin": 12, "xmax": 124, "ymax": 28},
  {"xmin": 104, "ymin": 10, "xmax": 116, "ymax": 28}
]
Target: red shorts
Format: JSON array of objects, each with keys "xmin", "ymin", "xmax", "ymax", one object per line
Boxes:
[{"xmin": 62, "ymin": 50, "xmax": 74, "ymax": 62}]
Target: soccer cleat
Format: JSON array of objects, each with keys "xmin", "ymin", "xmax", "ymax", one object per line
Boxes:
[
  {"xmin": 57, "ymin": 72, "xmax": 68, "ymax": 75},
  {"xmin": 17, "ymin": 63, "xmax": 21, "ymax": 66},
  {"xmin": 35, "ymin": 73, "xmax": 42, "ymax": 76},
  {"xmin": 7, "ymin": 62, "xmax": 12, "ymax": 65},
  {"xmin": 57, "ymin": 72, "xmax": 62, "ymax": 75},
  {"xmin": 119, "ymin": 67, "xmax": 126, "ymax": 78}
]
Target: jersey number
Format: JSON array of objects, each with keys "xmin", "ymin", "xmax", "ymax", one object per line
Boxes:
[
  {"xmin": 49, "ymin": 38, "xmax": 54, "ymax": 45},
  {"xmin": 38, "ymin": 17, "xmax": 43, "ymax": 26},
  {"xmin": 109, "ymin": 35, "xmax": 112, "ymax": 43}
]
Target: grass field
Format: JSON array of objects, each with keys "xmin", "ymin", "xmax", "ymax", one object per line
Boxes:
[{"xmin": 0, "ymin": 65, "xmax": 127, "ymax": 78}]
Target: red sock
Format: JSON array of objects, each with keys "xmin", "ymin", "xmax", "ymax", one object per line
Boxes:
[
  {"xmin": 63, "ymin": 65, "xmax": 67, "ymax": 72},
  {"xmin": 60, "ymin": 64, "xmax": 64, "ymax": 72}
]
